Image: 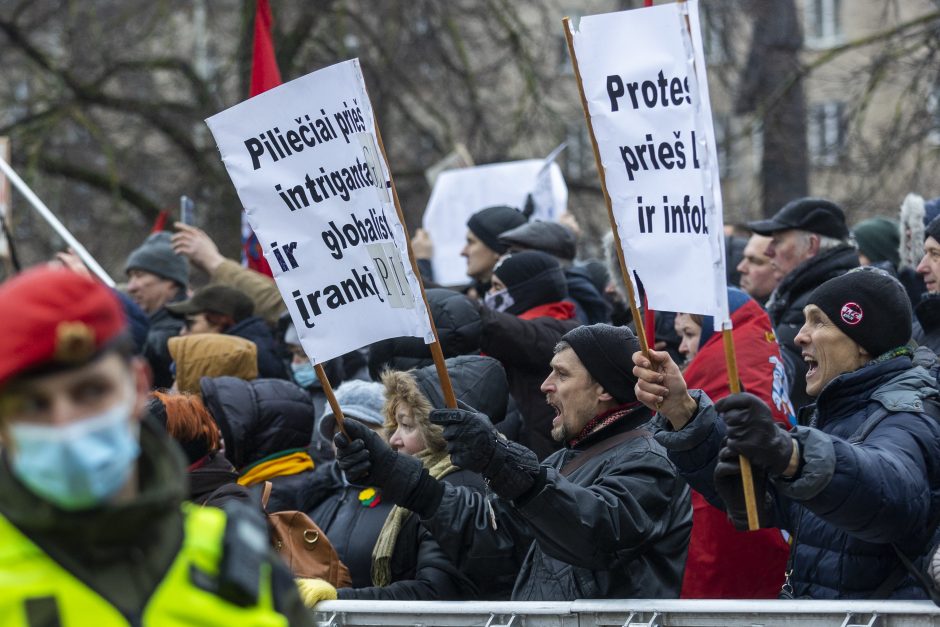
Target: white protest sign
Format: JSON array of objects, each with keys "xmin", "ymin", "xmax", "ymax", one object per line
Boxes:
[
  {"xmin": 423, "ymin": 156, "xmax": 567, "ymax": 286},
  {"xmin": 206, "ymin": 59, "xmax": 433, "ymax": 364},
  {"xmin": 569, "ymin": 1, "xmax": 729, "ymax": 324}
]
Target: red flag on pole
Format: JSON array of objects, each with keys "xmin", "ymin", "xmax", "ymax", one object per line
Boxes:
[
  {"xmin": 250, "ymin": 0, "xmax": 282, "ymax": 96},
  {"xmin": 242, "ymin": 0, "xmax": 282, "ymax": 277}
]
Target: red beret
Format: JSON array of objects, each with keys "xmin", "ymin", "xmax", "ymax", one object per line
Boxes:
[{"xmin": 0, "ymin": 266, "xmax": 127, "ymax": 388}]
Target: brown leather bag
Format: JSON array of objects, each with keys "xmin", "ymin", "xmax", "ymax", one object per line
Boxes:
[{"xmin": 262, "ymin": 481, "xmax": 352, "ymax": 588}]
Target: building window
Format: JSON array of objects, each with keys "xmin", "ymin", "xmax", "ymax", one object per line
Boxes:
[
  {"xmin": 807, "ymin": 102, "xmax": 845, "ymax": 166},
  {"xmin": 564, "ymin": 122, "xmax": 594, "ymax": 182},
  {"xmin": 805, "ymin": 0, "xmax": 843, "ymax": 48}
]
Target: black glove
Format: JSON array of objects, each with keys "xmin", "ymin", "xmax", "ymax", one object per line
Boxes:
[
  {"xmin": 431, "ymin": 407, "xmax": 540, "ymax": 500},
  {"xmin": 716, "ymin": 392, "xmax": 794, "ymax": 476},
  {"xmin": 713, "ymin": 442, "xmax": 774, "ymax": 530},
  {"xmin": 334, "ymin": 419, "xmax": 443, "ymax": 516}
]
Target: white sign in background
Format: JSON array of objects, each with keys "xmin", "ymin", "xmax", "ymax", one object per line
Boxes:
[
  {"xmin": 206, "ymin": 59, "xmax": 433, "ymax": 364},
  {"xmin": 423, "ymin": 156, "xmax": 568, "ymax": 287},
  {"xmin": 570, "ymin": 1, "xmax": 729, "ymax": 325}
]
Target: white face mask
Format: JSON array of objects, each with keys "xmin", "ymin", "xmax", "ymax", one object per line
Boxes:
[
  {"xmin": 484, "ymin": 288, "xmax": 515, "ymax": 313},
  {"xmin": 8, "ymin": 394, "xmax": 140, "ymax": 510}
]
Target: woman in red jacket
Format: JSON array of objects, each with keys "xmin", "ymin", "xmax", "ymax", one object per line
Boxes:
[{"xmin": 674, "ymin": 287, "xmax": 794, "ymax": 599}]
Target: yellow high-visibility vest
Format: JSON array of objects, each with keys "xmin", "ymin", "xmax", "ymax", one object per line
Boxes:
[{"xmin": 0, "ymin": 503, "xmax": 289, "ymax": 626}]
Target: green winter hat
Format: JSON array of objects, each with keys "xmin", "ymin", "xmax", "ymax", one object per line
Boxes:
[{"xmin": 852, "ymin": 218, "xmax": 900, "ymax": 267}]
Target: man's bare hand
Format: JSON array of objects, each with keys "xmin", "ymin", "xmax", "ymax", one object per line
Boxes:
[
  {"xmin": 171, "ymin": 222, "xmax": 225, "ymax": 274},
  {"xmin": 52, "ymin": 249, "xmax": 91, "ymax": 278},
  {"xmin": 411, "ymin": 228, "xmax": 433, "ymax": 260},
  {"xmin": 632, "ymin": 348, "xmax": 696, "ymax": 430}
]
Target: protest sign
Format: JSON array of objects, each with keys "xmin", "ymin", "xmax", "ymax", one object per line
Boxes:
[
  {"xmin": 206, "ymin": 59, "xmax": 434, "ymax": 364},
  {"xmin": 567, "ymin": 0, "xmax": 728, "ymax": 325},
  {"xmin": 423, "ymin": 153, "xmax": 567, "ymax": 286}
]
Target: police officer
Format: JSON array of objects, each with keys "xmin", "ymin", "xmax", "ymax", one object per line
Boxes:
[{"xmin": 0, "ymin": 266, "xmax": 310, "ymax": 625}]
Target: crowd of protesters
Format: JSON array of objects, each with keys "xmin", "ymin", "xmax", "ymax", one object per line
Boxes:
[{"xmin": 3, "ymin": 191, "xmax": 940, "ymax": 623}]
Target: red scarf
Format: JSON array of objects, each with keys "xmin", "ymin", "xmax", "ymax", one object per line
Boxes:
[
  {"xmin": 518, "ymin": 301, "xmax": 577, "ymax": 321},
  {"xmin": 568, "ymin": 401, "xmax": 641, "ymax": 448}
]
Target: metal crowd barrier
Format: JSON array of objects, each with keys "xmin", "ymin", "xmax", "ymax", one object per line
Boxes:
[{"xmin": 314, "ymin": 599, "xmax": 940, "ymax": 627}]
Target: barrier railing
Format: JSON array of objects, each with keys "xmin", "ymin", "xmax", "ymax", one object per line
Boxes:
[{"xmin": 313, "ymin": 599, "xmax": 940, "ymax": 627}]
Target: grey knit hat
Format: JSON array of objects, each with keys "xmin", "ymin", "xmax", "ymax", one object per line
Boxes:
[
  {"xmin": 125, "ymin": 232, "xmax": 189, "ymax": 287},
  {"xmin": 319, "ymin": 379, "xmax": 386, "ymax": 440}
]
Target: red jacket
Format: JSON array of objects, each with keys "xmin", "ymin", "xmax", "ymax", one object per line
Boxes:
[{"xmin": 679, "ymin": 298, "xmax": 791, "ymax": 599}]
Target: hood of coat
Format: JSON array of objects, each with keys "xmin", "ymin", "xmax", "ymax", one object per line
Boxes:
[
  {"xmin": 411, "ymin": 355, "xmax": 509, "ymax": 423},
  {"xmin": 368, "ymin": 288, "xmax": 482, "ymax": 380},
  {"xmin": 167, "ymin": 333, "xmax": 258, "ymax": 394},
  {"xmin": 200, "ymin": 376, "xmax": 314, "ymax": 470}
]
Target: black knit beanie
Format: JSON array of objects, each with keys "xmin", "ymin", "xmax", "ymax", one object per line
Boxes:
[
  {"xmin": 808, "ymin": 267, "xmax": 912, "ymax": 358},
  {"xmin": 466, "ymin": 205, "xmax": 528, "ymax": 254},
  {"xmin": 493, "ymin": 250, "xmax": 567, "ymax": 315},
  {"xmin": 926, "ymin": 215, "xmax": 940, "ymax": 244},
  {"xmin": 560, "ymin": 324, "xmax": 640, "ymax": 404}
]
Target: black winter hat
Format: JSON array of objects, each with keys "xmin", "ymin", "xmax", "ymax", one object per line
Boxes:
[
  {"xmin": 747, "ymin": 197, "xmax": 849, "ymax": 239},
  {"xmin": 808, "ymin": 267, "xmax": 912, "ymax": 358},
  {"xmin": 498, "ymin": 220, "xmax": 577, "ymax": 261},
  {"xmin": 466, "ymin": 205, "xmax": 528, "ymax": 254},
  {"xmin": 925, "ymin": 215, "xmax": 940, "ymax": 244},
  {"xmin": 492, "ymin": 250, "xmax": 567, "ymax": 315},
  {"xmin": 560, "ymin": 324, "xmax": 640, "ymax": 404}
]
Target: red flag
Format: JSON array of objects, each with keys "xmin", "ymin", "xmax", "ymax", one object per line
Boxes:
[
  {"xmin": 150, "ymin": 209, "xmax": 169, "ymax": 233},
  {"xmin": 250, "ymin": 0, "xmax": 282, "ymax": 97},
  {"xmin": 242, "ymin": 0, "xmax": 282, "ymax": 277}
]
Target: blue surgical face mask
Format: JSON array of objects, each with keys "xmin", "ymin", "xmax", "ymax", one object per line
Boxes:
[
  {"xmin": 292, "ymin": 361, "xmax": 317, "ymax": 388},
  {"xmin": 484, "ymin": 288, "xmax": 515, "ymax": 313},
  {"xmin": 8, "ymin": 394, "xmax": 140, "ymax": 510}
]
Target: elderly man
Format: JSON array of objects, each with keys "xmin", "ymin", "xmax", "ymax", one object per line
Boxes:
[
  {"xmin": 320, "ymin": 324, "xmax": 691, "ymax": 603},
  {"xmin": 0, "ymin": 266, "xmax": 309, "ymax": 624},
  {"xmin": 634, "ymin": 268, "xmax": 940, "ymax": 599},
  {"xmin": 736, "ymin": 233, "xmax": 779, "ymax": 306},
  {"xmin": 747, "ymin": 197, "xmax": 859, "ymax": 410},
  {"xmin": 125, "ymin": 231, "xmax": 189, "ymax": 388}
]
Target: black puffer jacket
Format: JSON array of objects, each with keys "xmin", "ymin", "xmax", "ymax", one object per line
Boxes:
[
  {"xmin": 304, "ymin": 462, "xmax": 396, "ymax": 589},
  {"xmin": 421, "ymin": 406, "xmax": 692, "ymax": 600},
  {"xmin": 189, "ymin": 452, "xmax": 253, "ymax": 508},
  {"xmin": 368, "ymin": 289, "xmax": 482, "ymax": 379},
  {"xmin": 412, "ymin": 355, "xmax": 508, "ymax": 423},
  {"xmin": 201, "ymin": 377, "xmax": 316, "ymax": 512},
  {"xmin": 914, "ymin": 293, "xmax": 940, "ymax": 356},
  {"xmin": 565, "ymin": 267, "xmax": 612, "ymax": 324},
  {"xmin": 660, "ymin": 357, "xmax": 940, "ymax": 599},
  {"xmin": 765, "ymin": 245, "xmax": 859, "ymax": 411},
  {"xmin": 227, "ymin": 315, "xmax": 288, "ymax": 380},
  {"xmin": 143, "ymin": 293, "xmax": 186, "ymax": 389},
  {"xmin": 479, "ymin": 307, "xmax": 580, "ymax": 459},
  {"xmin": 305, "ymin": 464, "xmax": 482, "ymax": 599}
]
